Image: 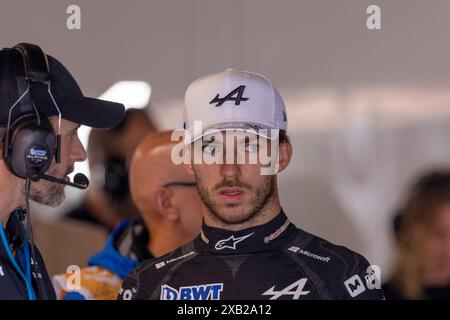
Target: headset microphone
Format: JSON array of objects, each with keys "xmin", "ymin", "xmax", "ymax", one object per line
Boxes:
[
  {"xmin": 73, "ymin": 173, "xmax": 89, "ymax": 188},
  {"xmin": 30, "ymin": 172, "xmax": 89, "ymax": 189}
]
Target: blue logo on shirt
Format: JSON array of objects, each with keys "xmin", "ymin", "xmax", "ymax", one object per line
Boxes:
[{"xmin": 160, "ymin": 283, "xmax": 223, "ymax": 300}]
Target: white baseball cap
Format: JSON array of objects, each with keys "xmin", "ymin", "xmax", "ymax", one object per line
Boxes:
[{"xmin": 183, "ymin": 68, "xmax": 288, "ymax": 144}]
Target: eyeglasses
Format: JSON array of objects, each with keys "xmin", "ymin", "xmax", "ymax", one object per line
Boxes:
[{"xmin": 163, "ymin": 182, "xmax": 197, "ymax": 188}]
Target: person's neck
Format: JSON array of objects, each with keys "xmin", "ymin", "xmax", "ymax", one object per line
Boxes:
[
  {"xmin": 203, "ymin": 197, "xmax": 282, "ymax": 232},
  {"xmin": 0, "ymin": 166, "xmax": 22, "ymax": 225},
  {"xmin": 147, "ymin": 223, "xmax": 196, "ymax": 258}
]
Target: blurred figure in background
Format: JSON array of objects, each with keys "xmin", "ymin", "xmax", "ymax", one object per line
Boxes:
[
  {"xmin": 66, "ymin": 108, "xmax": 156, "ymax": 230},
  {"xmin": 383, "ymin": 171, "xmax": 450, "ymax": 299},
  {"xmin": 53, "ymin": 131, "xmax": 203, "ymax": 299}
]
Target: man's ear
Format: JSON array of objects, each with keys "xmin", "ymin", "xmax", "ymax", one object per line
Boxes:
[
  {"xmin": 154, "ymin": 188, "xmax": 179, "ymax": 222},
  {"xmin": 277, "ymin": 141, "xmax": 293, "ymax": 173}
]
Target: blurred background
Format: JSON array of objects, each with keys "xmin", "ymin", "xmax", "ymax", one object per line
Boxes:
[{"xmin": 2, "ymin": 0, "xmax": 450, "ymax": 289}]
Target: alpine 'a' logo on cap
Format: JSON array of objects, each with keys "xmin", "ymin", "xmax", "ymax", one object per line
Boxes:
[{"xmin": 209, "ymin": 85, "xmax": 249, "ymax": 107}]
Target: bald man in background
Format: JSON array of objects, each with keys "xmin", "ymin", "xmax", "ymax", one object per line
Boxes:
[{"xmin": 52, "ymin": 131, "xmax": 203, "ymax": 300}]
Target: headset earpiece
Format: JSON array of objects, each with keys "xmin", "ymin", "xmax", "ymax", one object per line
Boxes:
[{"xmin": 5, "ymin": 114, "xmax": 55, "ymax": 179}]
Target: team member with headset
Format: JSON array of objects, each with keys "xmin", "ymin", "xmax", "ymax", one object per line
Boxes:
[{"xmin": 0, "ymin": 43, "xmax": 125, "ymax": 299}]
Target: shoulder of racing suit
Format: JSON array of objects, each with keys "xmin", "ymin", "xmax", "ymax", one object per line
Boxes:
[
  {"xmin": 281, "ymin": 228, "xmax": 384, "ymax": 299},
  {"xmin": 118, "ymin": 242, "xmax": 198, "ymax": 300}
]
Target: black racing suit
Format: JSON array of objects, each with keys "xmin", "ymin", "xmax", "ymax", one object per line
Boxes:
[
  {"xmin": 118, "ymin": 210, "xmax": 385, "ymax": 300},
  {"xmin": 0, "ymin": 210, "xmax": 56, "ymax": 300}
]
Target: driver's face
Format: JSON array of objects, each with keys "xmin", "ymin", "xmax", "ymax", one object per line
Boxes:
[{"xmin": 190, "ymin": 132, "xmax": 276, "ymax": 225}]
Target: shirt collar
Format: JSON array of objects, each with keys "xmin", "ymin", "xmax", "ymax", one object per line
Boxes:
[
  {"xmin": 195, "ymin": 209, "xmax": 295, "ymax": 254},
  {"xmin": 114, "ymin": 218, "xmax": 153, "ymax": 262},
  {"xmin": 5, "ymin": 209, "xmax": 25, "ymax": 250},
  {"xmin": 0, "ymin": 209, "xmax": 26, "ymax": 259},
  {"xmin": 88, "ymin": 218, "xmax": 153, "ymax": 279}
]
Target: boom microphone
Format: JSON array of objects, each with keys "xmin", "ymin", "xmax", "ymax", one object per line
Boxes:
[{"xmin": 31, "ymin": 172, "xmax": 90, "ymax": 189}]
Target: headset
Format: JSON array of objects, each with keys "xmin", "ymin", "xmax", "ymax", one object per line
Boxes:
[{"xmin": 3, "ymin": 43, "xmax": 61, "ymax": 179}]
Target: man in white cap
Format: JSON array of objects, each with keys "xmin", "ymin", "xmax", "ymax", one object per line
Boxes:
[{"xmin": 118, "ymin": 69, "xmax": 385, "ymax": 300}]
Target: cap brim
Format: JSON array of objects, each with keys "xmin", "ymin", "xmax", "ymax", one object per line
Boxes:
[
  {"xmin": 63, "ymin": 97, "xmax": 125, "ymax": 129},
  {"xmin": 185, "ymin": 122, "xmax": 279, "ymax": 144}
]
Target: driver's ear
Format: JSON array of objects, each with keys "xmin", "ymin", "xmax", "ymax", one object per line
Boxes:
[{"xmin": 277, "ymin": 141, "xmax": 292, "ymax": 173}]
